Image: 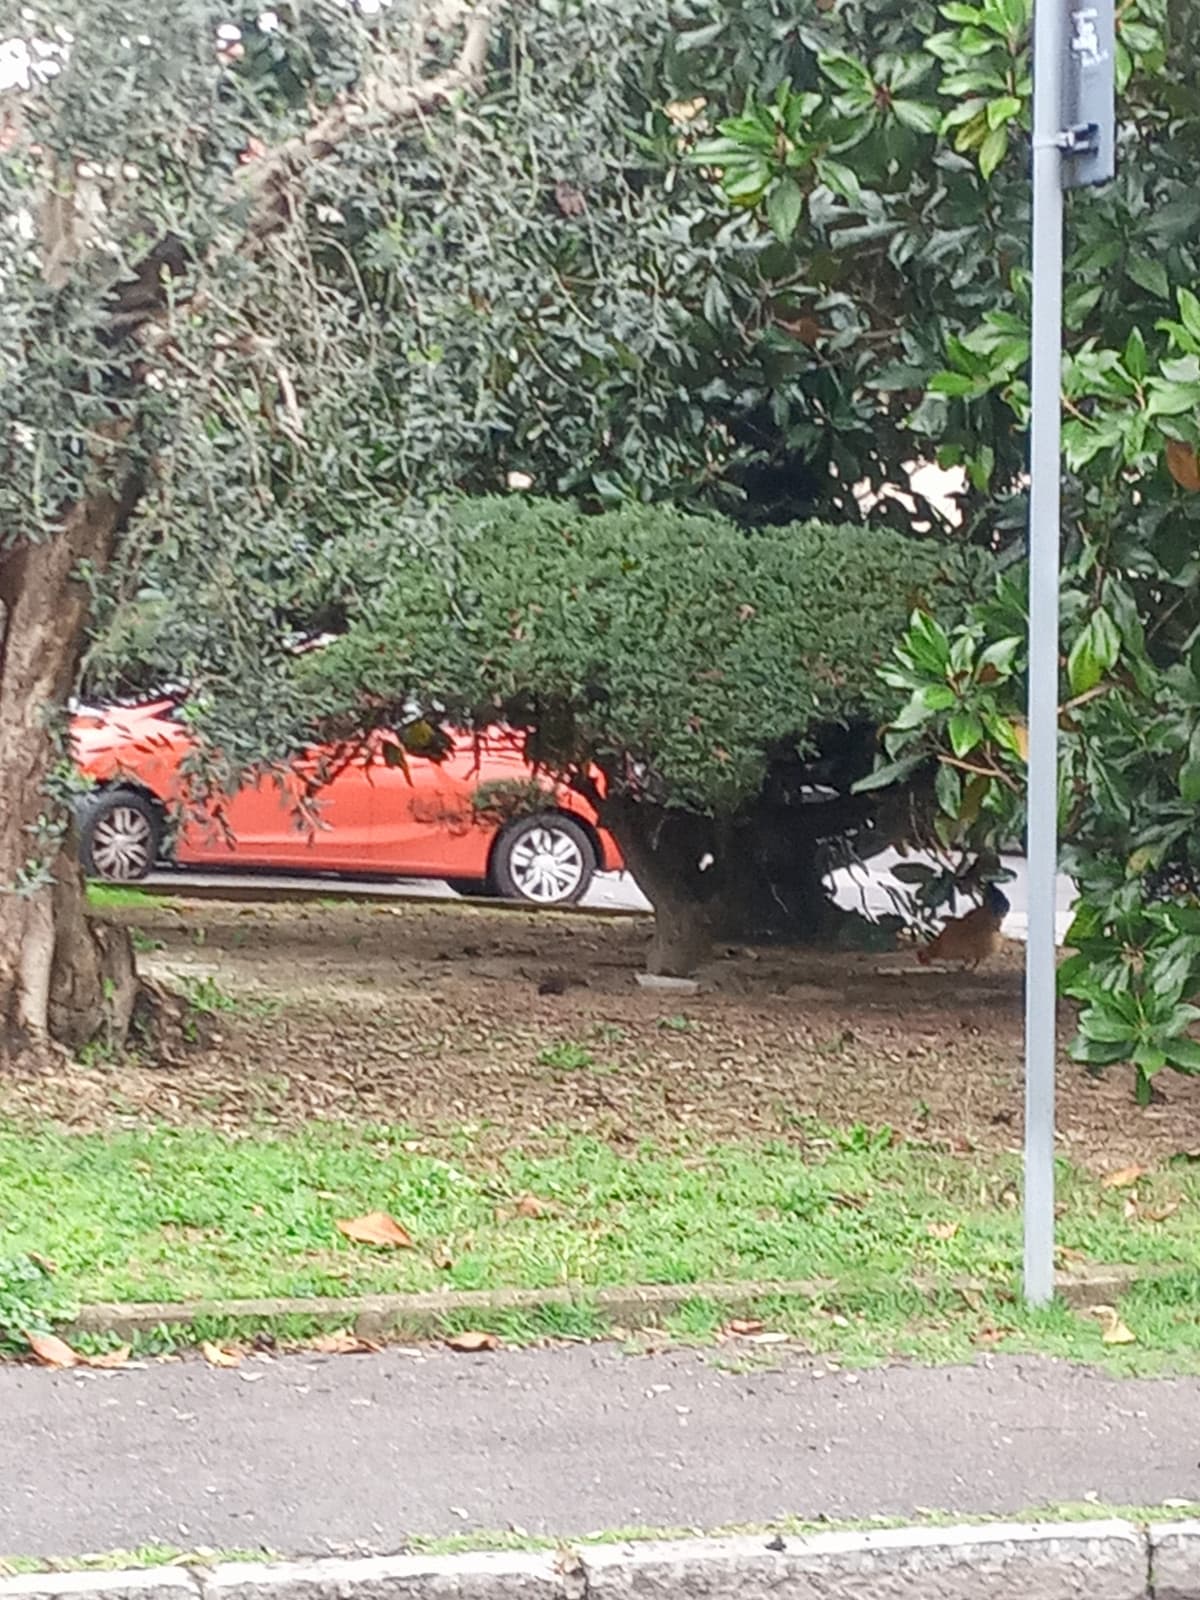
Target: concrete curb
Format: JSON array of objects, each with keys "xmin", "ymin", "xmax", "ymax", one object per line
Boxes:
[
  {"xmin": 1151, "ymin": 1520, "xmax": 1200, "ymax": 1600},
  {"xmin": 65, "ymin": 1264, "xmax": 1151, "ymax": 1344},
  {"xmin": 3, "ymin": 1521, "xmax": 1190, "ymax": 1600}
]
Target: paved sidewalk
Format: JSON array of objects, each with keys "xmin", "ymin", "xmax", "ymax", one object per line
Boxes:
[{"xmin": 4, "ymin": 1347, "xmax": 1198, "ymax": 1559}]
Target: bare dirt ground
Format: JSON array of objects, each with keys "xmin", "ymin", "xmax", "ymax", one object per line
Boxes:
[{"xmin": 6, "ymin": 896, "xmax": 1200, "ymax": 1169}]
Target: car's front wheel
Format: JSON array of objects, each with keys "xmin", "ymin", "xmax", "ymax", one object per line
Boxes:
[
  {"xmin": 490, "ymin": 814, "xmax": 596, "ymax": 906},
  {"xmin": 79, "ymin": 788, "xmax": 162, "ymax": 882}
]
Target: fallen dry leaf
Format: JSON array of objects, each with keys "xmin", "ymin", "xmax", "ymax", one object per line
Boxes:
[
  {"xmin": 959, "ymin": 1287, "xmax": 986, "ymax": 1313},
  {"xmin": 554, "ymin": 1549, "xmax": 586, "ymax": 1581},
  {"xmin": 725, "ymin": 1318, "xmax": 764, "ymax": 1337},
  {"xmin": 974, "ymin": 1325, "xmax": 1016, "ymax": 1347},
  {"xmin": 495, "ymin": 1193, "xmax": 555, "ymax": 1223},
  {"xmin": 1166, "ymin": 438, "xmax": 1200, "ymax": 493},
  {"xmin": 336, "ymin": 1212, "xmax": 415, "ymax": 1249},
  {"xmin": 306, "ymin": 1331, "xmax": 381, "ymax": 1356},
  {"xmin": 1090, "ymin": 1305, "xmax": 1137, "ymax": 1346},
  {"xmin": 84, "ymin": 1344, "xmax": 132, "ymax": 1370},
  {"xmin": 1102, "ymin": 1163, "xmax": 1146, "ymax": 1190},
  {"xmin": 201, "ymin": 1341, "xmax": 243, "ymax": 1368},
  {"xmin": 554, "ymin": 180, "xmax": 586, "ymax": 217},
  {"xmin": 927, "ymin": 1221, "xmax": 960, "ymax": 1241},
  {"xmin": 444, "ymin": 1330, "xmax": 501, "ymax": 1352},
  {"xmin": 1141, "ymin": 1202, "xmax": 1181, "ymax": 1223},
  {"xmin": 26, "ymin": 1332, "xmax": 79, "ymax": 1369},
  {"xmin": 776, "ymin": 315, "xmax": 822, "ymax": 347}
]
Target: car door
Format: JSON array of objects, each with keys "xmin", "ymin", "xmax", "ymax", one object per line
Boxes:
[
  {"xmin": 368, "ymin": 728, "xmax": 489, "ymax": 877},
  {"xmin": 175, "ymin": 740, "xmax": 377, "ymax": 872}
]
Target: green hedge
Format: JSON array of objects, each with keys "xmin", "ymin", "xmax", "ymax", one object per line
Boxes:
[{"xmin": 307, "ymin": 498, "xmax": 992, "ymax": 813}]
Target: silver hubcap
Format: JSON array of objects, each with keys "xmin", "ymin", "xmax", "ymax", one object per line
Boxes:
[
  {"xmin": 90, "ymin": 805, "xmax": 154, "ymax": 880},
  {"xmin": 509, "ymin": 824, "xmax": 585, "ymax": 904}
]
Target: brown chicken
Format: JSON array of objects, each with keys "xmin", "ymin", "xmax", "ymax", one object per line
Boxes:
[{"xmin": 916, "ymin": 883, "xmax": 1010, "ymax": 970}]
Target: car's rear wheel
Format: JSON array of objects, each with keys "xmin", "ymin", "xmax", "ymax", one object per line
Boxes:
[
  {"xmin": 79, "ymin": 788, "xmax": 162, "ymax": 882},
  {"xmin": 490, "ymin": 814, "xmax": 596, "ymax": 906}
]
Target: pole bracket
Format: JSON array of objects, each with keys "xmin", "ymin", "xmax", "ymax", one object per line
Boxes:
[{"xmin": 1057, "ymin": 122, "xmax": 1101, "ymax": 156}]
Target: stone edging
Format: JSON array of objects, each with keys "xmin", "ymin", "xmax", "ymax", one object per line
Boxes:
[
  {"xmin": 66, "ymin": 1265, "xmax": 1151, "ymax": 1344},
  {"xmin": 4, "ymin": 1520, "xmax": 1199, "ymax": 1600}
]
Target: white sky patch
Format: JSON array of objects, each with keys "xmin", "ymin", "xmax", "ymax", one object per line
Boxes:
[
  {"xmin": 0, "ymin": 37, "xmax": 31, "ymax": 88},
  {"xmin": 855, "ymin": 459, "xmax": 965, "ymax": 529}
]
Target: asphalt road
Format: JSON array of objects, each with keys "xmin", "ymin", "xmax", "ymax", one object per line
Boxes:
[
  {"xmin": 2, "ymin": 1348, "xmax": 1195, "ymax": 1559},
  {"xmin": 144, "ymin": 852, "xmax": 1078, "ymax": 944}
]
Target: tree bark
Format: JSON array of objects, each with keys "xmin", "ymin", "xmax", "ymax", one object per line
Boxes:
[
  {"xmin": 602, "ymin": 785, "xmax": 921, "ymax": 974},
  {"xmin": 645, "ymin": 892, "xmax": 715, "ymax": 979},
  {"xmin": 0, "ymin": 491, "xmax": 139, "ymax": 1067},
  {"xmin": 601, "ymin": 799, "xmax": 719, "ymax": 978}
]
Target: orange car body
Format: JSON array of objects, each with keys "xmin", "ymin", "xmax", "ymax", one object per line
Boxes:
[{"xmin": 71, "ymin": 698, "xmax": 623, "ymax": 881}]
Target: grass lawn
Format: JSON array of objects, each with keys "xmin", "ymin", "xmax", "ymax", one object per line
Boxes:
[
  {"xmin": 4, "ymin": 892, "xmax": 1200, "ymax": 1367},
  {"xmin": 4, "ymin": 1115, "xmax": 1200, "ymax": 1369}
]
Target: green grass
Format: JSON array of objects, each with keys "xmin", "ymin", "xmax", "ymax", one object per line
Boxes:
[
  {"xmin": 0, "ymin": 1545, "xmax": 277, "ymax": 1577},
  {"xmin": 85, "ymin": 884, "xmax": 170, "ymax": 913},
  {"xmin": 663, "ymin": 1272, "xmax": 1200, "ymax": 1373},
  {"xmin": 3, "ymin": 1118, "xmax": 1200, "ymax": 1362}
]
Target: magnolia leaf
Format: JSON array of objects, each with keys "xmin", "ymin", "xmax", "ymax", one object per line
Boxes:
[
  {"xmin": 1090, "ymin": 1305, "xmax": 1137, "ymax": 1345},
  {"xmin": 85, "ymin": 1344, "xmax": 133, "ymax": 1369},
  {"xmin": 26, "ymin": 1332, "xmax": 80, "ymax": 1369},
  {"xmin": 307, "ymin": 1331, "xmax": 383, "ymax": 1355},
  {"xmin": 766, "ymin": 177, "xmax": 804, "ymax": 242},
  {"xmin": 201, "ymin": 1341, "xmax": 243, "ymax": 1368},
  {"xmin": 978, "ymin": 124, "xmax": 1008, "ymax": 179},
  {"xmin": 948, "ymin": 709, "xmax": 983, "ymax": 758},
  {"xmin": 1101, "ymin": 1164, "xmax": 1146, "ymax": 1190},
  {"xmin": 336, "ymin": 1212, "xmax": 415, "ymax": 1249},
  {"xmin": 445, "ymin": 1330, "xmax": 501, "ymax": 1352},
  {"xmin": 1166, "ymin": 439, "xmax": 1200, "ymax": 492}
]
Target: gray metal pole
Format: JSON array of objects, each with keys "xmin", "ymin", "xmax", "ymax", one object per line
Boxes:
[{"xmin": 1024, "ymin": 0, "xmax": 1066, "ymax": 1306}]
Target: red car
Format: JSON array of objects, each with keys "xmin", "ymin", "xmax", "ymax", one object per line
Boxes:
[{"xmin": 70, "ymin": 696, "xmax": 622, "ymax": 906}]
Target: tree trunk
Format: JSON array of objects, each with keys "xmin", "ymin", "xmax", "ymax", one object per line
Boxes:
[
  {"xmin": 645, "ymin": 891, "xmax": 715, "ymax": 979},
  {"xmin": 602, "ymin": 789, "xmax": 916, "ymax": 970},
  {"xmin": 601, "ymin": 799, "xmax": 719, "ymax": 978},
  {"xmin": 0, "ymin": 496, "xmax": 139, "ymax": 1068}
]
